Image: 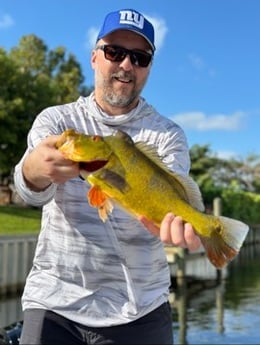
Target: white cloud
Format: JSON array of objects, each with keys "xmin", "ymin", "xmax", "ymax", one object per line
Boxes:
[
  {"xmin": 145, "ymin": 14, "xmax": 168, "ymax": 51},
  {"xmin": 84, "ymin": 14, "xmax": 168, "ymax": 52},
  {"xmin": 0, "ymin": 14, "xmax": 14, "ymax": 29},
  {"xmin": 189, "ymin": 53, "xmax": 205, "ymax": 70},
  {"xmin": 172, "ymin": 111, "xmax": 246, "ymax": 131},
  {"xmin": 188, "ymin": 53, "xmax": 216, "ymax": 77},
  {"xmin": 85, "ymin": 27, "xmax": 98, "ymax": 50}
]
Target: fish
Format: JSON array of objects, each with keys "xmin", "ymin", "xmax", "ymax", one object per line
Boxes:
[{"xmin": 56, "ymin": 128, "xmax": 249, "ymax": 269}]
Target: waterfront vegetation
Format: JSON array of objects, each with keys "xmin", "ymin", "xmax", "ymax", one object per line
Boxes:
[{"xmin": 0, "ymin": 205, "xmax": 41, "ymax": 235}]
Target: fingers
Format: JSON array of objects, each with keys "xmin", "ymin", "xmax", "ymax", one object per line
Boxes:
[
  {"xmin": 162, "ymin": 213, "xmax": 201, "ymax": 251},
  {"xmin": 46, "ymin": 135, "xmax": 80, "ymax": 176},
  {"xmin": 138, "ymin": 215, "xmax": 160, "ymax": 236},
  {"xmin": 183, "ymin": 222, "xmax": 201, "ymax": 251},
  {"xmin": 141, "ymin": 213, "xmax": 201, "ymax": 252},
  {"xmin": 161, "ymin": 213, "xmax": 186, "ymax": 246},
  {"xmin": 41, "ymin": 135, "xmax": 76, "ymax": 166},
  {"xmin": 44, "ymin": 134, "xmax": 63, "ymax": 147},
  {"xmin": 24, "ymin": 134, "xmax": 80, "ymax": 189}
]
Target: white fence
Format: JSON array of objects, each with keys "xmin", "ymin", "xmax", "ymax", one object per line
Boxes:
[
  {"xmin": 0, "ymin": 235, "xmax": 37, "ymax": 295},
  {"xmin": 0, "ymin": 224, "xmax": 258, "ymax": 296}
]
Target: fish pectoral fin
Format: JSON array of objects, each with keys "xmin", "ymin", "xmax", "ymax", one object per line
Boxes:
[
  {"xmin": 88, "ymin": 185, "xmax": 107, "ymax": 207},
  {"xmin": 98, "ymin": 200, "xmax": 114, "ymax": 222},
  {"xmin": 88, "ymin": 186, "xmax": 113, "ymax": 222}
]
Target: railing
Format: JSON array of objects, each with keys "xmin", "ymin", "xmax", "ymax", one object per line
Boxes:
[
  {"xmin": 0, "ymin": 235, "xmax": 37, "ymax": 296},
  {"xmin": 0, "ymin": 224, "xmax": 259, "ymax": 296},
  {"xmin": 165, "ymin": 199, "xmax": 259, "ymax": 283},
  {"xmin": 165, "ymin": 224, "xmax": 259, "ymax": 285}
]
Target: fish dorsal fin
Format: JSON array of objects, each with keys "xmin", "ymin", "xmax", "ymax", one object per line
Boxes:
[
  {"xmin": 170, "ymin": 173, "xmax": 205, "ymax": 212},
  {"xmin": 135, "ymin": 141, "xmax": 171, "ymax": 171},
  {"xmin": 135, "ymin": 141, "xmax": 205, "ymax": 212}
]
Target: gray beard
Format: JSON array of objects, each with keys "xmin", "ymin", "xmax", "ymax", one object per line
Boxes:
[
  {"xmin": 103, "ymin": 91, "xmax": 138, "ymax": 108},
  {"xmin": 94, "ymin": 69, "xmax": 147, "ymax": 109}
]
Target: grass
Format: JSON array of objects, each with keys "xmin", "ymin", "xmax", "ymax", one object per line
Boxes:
[{"xmin": 0, "ymin": 205, "xmax": 41, "ymax": 235}]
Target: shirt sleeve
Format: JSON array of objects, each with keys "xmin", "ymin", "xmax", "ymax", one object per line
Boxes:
[
  {"xmin": 158, "ymin": 123, "xmax": 191, "ymax": 176},
  {"xmin": 14, "ymin": 150, "xmax": 58, "ymax": 207},
  {"xmin": 135, "ymin": 114, "xmax": 191, "ymax": 176}
]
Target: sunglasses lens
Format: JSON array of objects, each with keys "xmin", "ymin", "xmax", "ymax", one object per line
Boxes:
[
  {"xmin": 132, "ymin": 52, "xmax": 151, "ymax": 67},
  {"xmin": 104, "ymin": 46, "xmax": 126, "ymax": 62},
  {"xmin": 101, "ymin": 45, "xmax": 152, "ymax": 68}
]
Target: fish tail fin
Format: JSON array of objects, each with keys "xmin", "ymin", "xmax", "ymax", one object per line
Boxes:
[{"xmin": 200, "ymin": 216, "xmax": 249, "ymax": 269}]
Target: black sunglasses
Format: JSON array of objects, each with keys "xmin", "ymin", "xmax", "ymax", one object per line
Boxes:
[{"xmin": 96, "ymin": 44, "xmax": 153, "ymax": 68}]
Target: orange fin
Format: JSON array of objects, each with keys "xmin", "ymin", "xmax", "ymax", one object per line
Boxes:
[
  {"xmin": 201, "ymin": 234, "xmax": 238, "ymax": 269},
  {"xmin": 88, "ymin": 185, "xmax": 107, "ymax": 207},
  {"xmin": 200, "ymin": 215, "xmax": 249, "ymax": 269},
  {"xmin": 88, "ymin": 186, "xmax": 113, "ymax": 222}
]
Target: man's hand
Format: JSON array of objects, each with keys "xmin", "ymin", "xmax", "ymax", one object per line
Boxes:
[
  {"xmin": 22, "ymin": 135, "xmax": 80, "ymax": 192},
  {"xmin": 139, "ymin": 213, "xmax": 201, "ymax": 251}
]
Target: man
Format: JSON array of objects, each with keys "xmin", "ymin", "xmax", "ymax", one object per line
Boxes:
[{"xmin": 14, "ymin": 8, "xmax": 201, "ymax": 345}]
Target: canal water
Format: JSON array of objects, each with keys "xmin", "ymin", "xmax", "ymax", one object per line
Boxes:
[
  {"xmin": 0, "ymin": 243, "xmax": 259, "ymax": 344},
  {"xmin": 172, "ymin": 243, "xmax": 260, "ymax": 344}
]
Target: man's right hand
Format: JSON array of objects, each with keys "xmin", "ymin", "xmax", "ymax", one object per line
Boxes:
[{"xmin": 22, "ymin": 135, "xmax": 80, "ymax": 192}]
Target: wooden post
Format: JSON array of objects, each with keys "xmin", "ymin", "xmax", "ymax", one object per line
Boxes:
[
  {"xmin": 176, "ymin": 248, "xmax": 187, "ymax": 345},
  {"xmin": 216, "ymin": 282, "xmax": 225, "ymax": 333},
  {"xmin": 213, "ymin": 197, "xmax": 225, "ymax": 333},
  {"xmin": 213, "ymin": 197, "xmax": 223, "ymax": 282},
  {"xmin": 176, "ymin": 248, "xmax": 186, "ymax": 280},
  {"xmin": 213, "ymin": 197, "xmax": 222, "ymax": 217}
]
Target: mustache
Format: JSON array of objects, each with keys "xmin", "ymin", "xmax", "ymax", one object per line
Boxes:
[{"xmin": 111, "ymin": 71, "xmax": 135, "ymax": 81}]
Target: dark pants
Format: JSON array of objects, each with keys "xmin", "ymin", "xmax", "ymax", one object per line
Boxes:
[{"xmin": 20, "ymin": 302, "xmax": 173, "ymax": 344}]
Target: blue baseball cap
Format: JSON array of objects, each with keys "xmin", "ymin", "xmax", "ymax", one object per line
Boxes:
[{"xmin": 96, "ymin": 9, "xmax": 155, "ymax": 51}]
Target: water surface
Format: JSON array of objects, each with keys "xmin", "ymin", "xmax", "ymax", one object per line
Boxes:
[
  {"xmin": 172, "ymin": 244, "xmax": 260, "ymax": 344},
  {"xmin": 0, "ymin": 245, "xmax": 259, "ymax": 345}
]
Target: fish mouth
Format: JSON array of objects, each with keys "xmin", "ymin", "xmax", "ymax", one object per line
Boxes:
[{"xmin": 79, "ymin": 160, "xmax": 108, "ymax": 173}]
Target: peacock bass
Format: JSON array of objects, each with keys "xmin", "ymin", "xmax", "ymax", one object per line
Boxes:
[{"xmin": 56, "ymin": 129, "xmax": 249, "ymax": 269}]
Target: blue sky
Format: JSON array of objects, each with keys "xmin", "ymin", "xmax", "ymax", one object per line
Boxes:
[{"xmin": 1, "ymin": 0, "xmax": 259, "ymax": 160}]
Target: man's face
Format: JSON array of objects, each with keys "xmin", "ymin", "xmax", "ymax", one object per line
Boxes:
[{"xmin": 91, "ymin": 30, "xmax": 153, "ymax": 115}]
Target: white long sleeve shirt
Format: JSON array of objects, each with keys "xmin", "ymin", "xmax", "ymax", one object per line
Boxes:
[{"xmin": 14, "ymin": 93, "xmax": 190, "ymax": 327}]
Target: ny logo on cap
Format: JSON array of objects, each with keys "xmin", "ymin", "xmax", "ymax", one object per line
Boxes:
[{"xmin": 119, "ymin": 10, "xmax": 144, "ymax": 29}]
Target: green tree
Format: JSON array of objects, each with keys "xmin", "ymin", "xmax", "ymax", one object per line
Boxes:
[
  {"xmin": 189, "ymin": 144, "xmax": 260, "ymax": 221},
  {"xmin": 238, "ymin": 154, "xmax": 260, "ymax": 193},
  {"xmin": 189, "ymin": 144, "xmax": 222, "ymax": 206},
  {"xmin": 0, "ymin": 35, "xmax": 92, "ymax": 183}
]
